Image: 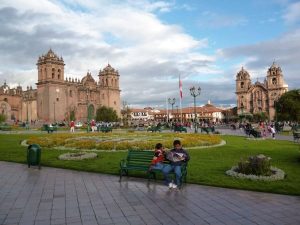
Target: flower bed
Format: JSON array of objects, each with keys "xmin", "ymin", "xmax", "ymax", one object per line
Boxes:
[
  {"xmin": 226, "ymin": 166, "xmax": 285, "ymax": 181},
  {"xmin": 58, "ymin": 152, "xmax": 98, "ymax": 160},
  {"xmin": 27, "ymin": 132, "xmax": 222, "ymax": 150},
  {"xmin": 226, "ymin": 154, "xmax": 285, "ymax": 181}
]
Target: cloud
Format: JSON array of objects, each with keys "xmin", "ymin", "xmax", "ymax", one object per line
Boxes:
[
  {"xmin": 0, "ymin": 0, "xmax": 217, "ymax": 108},
  {"xmin": 283, "ymin": 1, "xmax": 300, "ymax": 24},
  {"xmin": 197, "ymin": 11, "xmax": 248, "ymax": 28},
  {"xmin": 219, "ymin": 28, "xmax": 300, "ymax": 90}
]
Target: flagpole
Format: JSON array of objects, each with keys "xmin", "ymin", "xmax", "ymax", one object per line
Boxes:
[
  {"xmin": 166, "ymin": 97, "xmax": 169, "ymax": 123},
  {"xmin": 179, "ymin": 75, "xmax": 183, "ymax": 124}
]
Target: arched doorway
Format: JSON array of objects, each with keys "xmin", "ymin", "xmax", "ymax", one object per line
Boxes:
[
  {"xmin": 0, "ymin": 101, "xmax": 11, "ymax": 122},
  {"xmin": 87, "ymin": 104, "xmax": 95, "ymax": 121}
]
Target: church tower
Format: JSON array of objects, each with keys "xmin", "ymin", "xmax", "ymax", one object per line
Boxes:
[
  {"xmin": 98, "ymin": 64, "xmax": 121, "ymax": 116},
  {"xmin": 36, "ymin": 49, "xmax": 66, "ymax": 121},
  {"xmin": 235, "ymin": 67, "xmax": 251, "ymax": 115},
  {"xmin": 266, "ymin": 62, "xmax": 288, "ymax": 120}
]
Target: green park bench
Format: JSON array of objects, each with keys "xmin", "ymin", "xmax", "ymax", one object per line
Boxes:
[
  {"xmin": 174, "ymin": 126, "xmax": 187, "ymax": 133},
  {"xmin": 119, "ymin": 150, "xmax": 188, "ymax": 187},
  {"xmin": 0, "ymin": 124, "xmax": 12, "ymax": 131},
  {"xmin": 245, "ymin": 128, "xmax": 262, "ymax": 138},
  {"xmin": 293, "ymin": 131, "xmax": 300, "ymax": 142},
  {"xmin": 147, "ymin": 126, "xmax": 162, "ymax": 132},
  {"xmin": 42, "ymin": 124, "xmax": 58, "ymax": 133},
  {"xmin": 200, "ymin": 127, "xmax": 215, "ymax": 134},
  {"xmin": 97, "ymin": 126, "xmax": 113, "ymax": 133}
]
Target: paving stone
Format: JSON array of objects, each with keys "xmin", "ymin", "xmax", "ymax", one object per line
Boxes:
[{"xmin": 0, "ymin": 162, "xmax": 300, "ymax": 225}]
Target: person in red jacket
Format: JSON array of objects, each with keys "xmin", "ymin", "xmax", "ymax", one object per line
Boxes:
[
  {"xmin": 70, "ymin": 121, "xmax": 75, "ymax": 133},
  {"xmin": 149, "ymin": 143, "xmax": 165, "ymax": 171}
]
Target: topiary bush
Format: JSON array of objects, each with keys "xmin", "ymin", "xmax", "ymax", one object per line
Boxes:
[{"xmin": 237, "ymin": 154, "xmax": 272, "ymax": 176}]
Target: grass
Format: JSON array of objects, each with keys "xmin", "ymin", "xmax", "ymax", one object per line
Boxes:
[{"xmin": 0, "ymin": 133, "xmax": 299, "ymax": 195}]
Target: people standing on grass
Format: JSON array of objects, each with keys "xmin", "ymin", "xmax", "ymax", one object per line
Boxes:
[
  {"xmin": 91, "ymin": 119, "xmax": 96, "ymax": 132},
  {"xmin": 162, "ymin": 140, "xmax": 190, "ymax": 189},
  {"xmin": 70, "ymin": 120, "xmax": 75, "ymax": 132}
]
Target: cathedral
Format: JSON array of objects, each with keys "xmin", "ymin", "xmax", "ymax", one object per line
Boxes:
[
  {"xmin": 236, "ymin": 62, "xmax": 288, "ymax": 121},
  {"xmin": 0, "ymin": 49, "xmax": 121, "ymax": 123}
]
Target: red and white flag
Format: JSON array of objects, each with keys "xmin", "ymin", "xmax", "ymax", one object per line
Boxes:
[{"xmin": 179, "ymin": 75, "xmax": 183, "ymax": 99}]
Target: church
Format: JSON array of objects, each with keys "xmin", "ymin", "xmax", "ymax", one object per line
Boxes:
[
  {"xmin": 236, "ymin": 62, "xmax": 288, "ymax": 121},
  {"xmin": 0, "ymin": 49, "xmax": 121, "ymax": 123}
]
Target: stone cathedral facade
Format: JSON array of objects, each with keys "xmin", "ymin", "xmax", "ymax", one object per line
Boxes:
[
  {"xmin": 0, "ymin": 49, "xmax": 121, "ymax": 123},
  {"xmin": 235, "ymin": 62, "xmax": 288, "ymax": 121}
]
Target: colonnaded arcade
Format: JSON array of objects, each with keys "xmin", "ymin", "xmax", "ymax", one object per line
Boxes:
[{"xmin": 0, "ymin": 49, "xmax": 121, "ymax": 123}]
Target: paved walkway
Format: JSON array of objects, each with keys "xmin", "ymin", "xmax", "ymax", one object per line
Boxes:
[{"xmin": 0, "ymin": 162, "xmax": 299, "ymax": 225}]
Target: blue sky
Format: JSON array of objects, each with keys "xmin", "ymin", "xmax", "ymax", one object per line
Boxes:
[{"xmin": 0, "ymin": 0, "xmax": 299, "ymax": 108}]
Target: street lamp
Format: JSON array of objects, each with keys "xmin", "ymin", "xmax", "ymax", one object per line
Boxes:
[
  {"xmin": 54, "ymin": 88, "xmax": 60, "ymax": 123},
  {"xmin": 190, "ymin": 86, "xmax": 201, "ymax": 133},
  {"xmin": 168, "ymin": 98, "xmax": 176, "ymax": 122},
  {"xmin": 240, "ymin": 105, "xmax": 244, "ymax": 123},
  {"xmin": 24, "ymin": 92, "xmax": 29, "ymax": 122},
  {"xmin": 86, "ymin": 89, "xmax": 90, "ymax": 133}
]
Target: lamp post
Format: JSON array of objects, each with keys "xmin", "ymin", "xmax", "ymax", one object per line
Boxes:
[
  {"xmin": 86, "ymin": 89, "xmax": 90, "ymax": 133},
  {"xmin": 190, "ymin": 86, "xmax": 201, "ymax": 133},
  {"xmin": 54, "ymin": 88, "xmax": 60, "ymax": 123},
  {"xmin": 168, "ymin": 98, "xmax": 176, "ymax": 122},
  {"xmin": 24, "ymin": 92, "xmax": 29, "ymax": 123},
  {"xmin": 241, "ymin": 106, "xmax": 244, "ymax": 123}
]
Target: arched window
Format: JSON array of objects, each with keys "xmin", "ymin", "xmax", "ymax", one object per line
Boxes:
[
  {"xmin": 272, "ymin": 78, "xmax": 277, "ymax": 85},
  {"xmin": 240, "ymin": 82, "xmax": 244, "ymax": 88},
  {"xmin": 69, "ymin": 90, "xmax": 72, "ymax": 97}
]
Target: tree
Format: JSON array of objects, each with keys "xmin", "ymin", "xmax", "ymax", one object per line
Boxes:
[
  {"xmin": 0, "ymin": 114, "xmax": 6, "ymax": 123},
  {"xmin": 69, "ymin": 109, "xmax": 76, "ymax": 122},
  {"xmin": 121, "ymin": 101, "xmax": 131, "ymax": 127},
  {"xmin": 253, "ymin": 112, "xmax": 268, "ymax": 122},
  {"xmin": 276, "ymin": 89, "xmax": 300, "ymax": 122},
  {"xmin": 96, "ymin": 106, "xmax": 119, "ymax": 122}
]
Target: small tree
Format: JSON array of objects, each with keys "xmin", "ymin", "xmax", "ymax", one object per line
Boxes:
[
  {"xmin": 276, "ymin": 89, "xmax": 300, "ymax": 122},
  {"xmin": 253, "ymin": 112, "xmax": 268, "ymax": 122},
  {"xmin": 0, "ymin": 114, "xmax": 7, "ymax": 123},
  {"xmin": 96, "ymin": 106, "xmax": 118, "ymax": 122},
  {"xmin": 69, "ymin": 110, "xmax": 76, "ymax": 122},
  {"xmin": 121, "ymin": 101, "xmax": 131, "ymax": 127}
]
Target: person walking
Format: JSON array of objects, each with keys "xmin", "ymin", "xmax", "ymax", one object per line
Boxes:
[{"xmin": 270, "ymin": 125, "xmax": 276, "ymax": 139}]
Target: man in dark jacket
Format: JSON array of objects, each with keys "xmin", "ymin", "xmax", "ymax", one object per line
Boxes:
[{"xmin": 162, "ymin": 139, "xmax": 190, "ymax": 189}]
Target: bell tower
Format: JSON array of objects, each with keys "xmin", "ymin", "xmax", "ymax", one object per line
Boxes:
[
  {"xmin": 98, "ymin": 64, "xmax": 121, "ymax": 116},
  {"xmin": 266, "ymin": 62, "xmax": 288, "ymax": 120},
  {"xmin": 36, "ymin": 49, "xmax": 66, "ymax": 122},
  {"xmin": 236, "ymin": 67, "xmax": 251, "ymax": 115}
]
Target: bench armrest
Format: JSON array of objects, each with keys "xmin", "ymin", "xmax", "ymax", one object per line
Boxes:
[{"xmin": 120, "ymin": 159, "xmax": 127, "ymax": 168}]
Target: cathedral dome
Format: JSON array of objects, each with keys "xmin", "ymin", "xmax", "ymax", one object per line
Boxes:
[
  {"xmin": 268, "ymin": 61, "xmax": 282, "ymax": 72},
  {"xmin": 37, "ymin": 49, "xmax": 64, "ymax": 65},
  {"xmin": 81, "ymin": 72, "xmax": 96, "ymax": 85},
  {"xmin": 236, "ymin": 67, "xmax": 250, "ymax": 80},
  {"xmin": 99, "ymin": 64, "xmax": 119, "ymax": 76}
]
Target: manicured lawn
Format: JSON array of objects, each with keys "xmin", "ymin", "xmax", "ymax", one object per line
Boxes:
[{"xmin": 0, "ymin": 133, "xmax": 299, "ymax": 195}]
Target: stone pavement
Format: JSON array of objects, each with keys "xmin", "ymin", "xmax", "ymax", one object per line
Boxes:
[{"xmin": 0, "ymin": 161, "xmax": 300, "ymax": 225}]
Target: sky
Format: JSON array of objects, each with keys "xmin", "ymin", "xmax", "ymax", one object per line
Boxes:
[{"xmin": 0, "ymin": 0, "xmax": 300, "ymax": 109}]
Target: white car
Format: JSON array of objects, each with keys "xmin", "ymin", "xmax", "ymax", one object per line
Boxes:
[{"xmin": 75, "ymin": 122, "xmax": 83, "ymax": 128}]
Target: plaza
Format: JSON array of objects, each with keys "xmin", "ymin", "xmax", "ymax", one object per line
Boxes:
[{"xmin": 1, "ymin": 161, "xmax": 300, "ymax": 225}]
